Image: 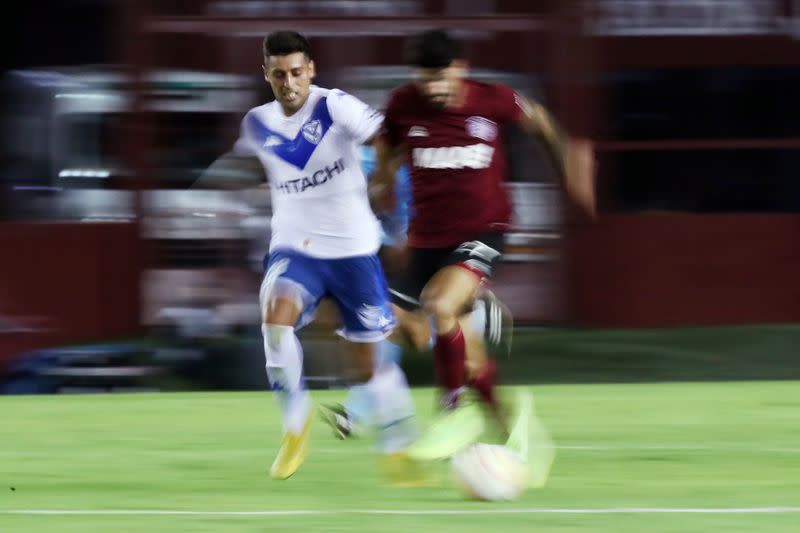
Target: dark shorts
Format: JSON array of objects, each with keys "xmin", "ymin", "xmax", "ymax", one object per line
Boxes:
[{"xmin": 388, "ymin": 232, "xmax": 505, "ymax": 311}]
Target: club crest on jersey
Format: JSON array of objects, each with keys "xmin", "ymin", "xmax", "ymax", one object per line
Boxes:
[
  {"xmin": 302, "ymin": 119, "xmax": 324, "ymax": 144},
  {"xmin": 466, "ymin": 116, "xmax": 498, "ymax": 142},
  {"xmin": 408, "ymin": 125, "xmax": 429, "ymax": 137}
]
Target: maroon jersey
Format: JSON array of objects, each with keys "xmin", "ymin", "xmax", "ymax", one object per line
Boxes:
[{"xmin": 383, "ymin": 79, "xmax": 524, "ymax": 248}]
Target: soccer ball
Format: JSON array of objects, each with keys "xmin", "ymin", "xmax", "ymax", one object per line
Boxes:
[{"xmin": 451, "ymin": 443, "xmax": 529, "ymax": 501}]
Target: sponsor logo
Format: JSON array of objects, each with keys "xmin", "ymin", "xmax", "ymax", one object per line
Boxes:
[
  {"xmin": 276, "ymin": 158, "xmax": 345, "ymax": 194},
  {"xmin": 411, "ymin": 143, "xmax": 494, "ymax": 169},
  {"xmin": 466, "ymin": 116, "xmax": 498, "ymax": 142},
  {"xmin": 357, "ymin": 304, "xmax": 394, "ymax": 330}
]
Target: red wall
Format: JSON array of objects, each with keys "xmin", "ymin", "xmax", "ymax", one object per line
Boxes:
[
  {"xmin": 567, "ymin": 214, "xmax": 800, "ymax": 327},
  {"xmin": 0, "ymin": 223, "xmax": 141, "ymax": 370}
]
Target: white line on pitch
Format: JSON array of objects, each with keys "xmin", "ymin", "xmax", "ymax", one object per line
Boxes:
[
  {"xmin": 2, "ymin": 444, "xmax": 799, "ymax": 457},
  {"xmin": 2, "ymin": 507, "xmax": 800, "ymax": 516}
]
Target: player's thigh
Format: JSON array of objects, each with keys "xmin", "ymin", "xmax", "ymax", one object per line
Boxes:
[
  {"xmin": 399, "ymin": 245, "xmax": 450, "ymax": 308},
  {"xmin": 422, "ymin": 266, "xmax": 482, "ymax": 319},
  {"xmin": 421, "ymin": 233, "xmax": 505, "ymax": 316},
  {"xmin": 260, "ymin": 249, "xmax": 325, "ymax": 327},
  {"xmin": 324, "ymin": 254, "xmax": 396, "ymax": 343}
]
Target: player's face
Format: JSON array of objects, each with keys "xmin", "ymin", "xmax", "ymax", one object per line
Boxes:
[
  {"xmin": 263, "ymin": 52, "xmax": 316, "ymax": 115},
  {"xmin": 414, "ymin": 61, "xmax": 466, "ymax": 109}
]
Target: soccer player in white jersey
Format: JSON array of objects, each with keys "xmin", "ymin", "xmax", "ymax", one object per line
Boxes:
[{"xmin": 204, "ymin": 31, "xmax": 420, "ymax": 481}]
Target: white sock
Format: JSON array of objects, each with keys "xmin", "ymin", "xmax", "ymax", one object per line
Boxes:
[
  {"xmin": 343, "ymin": 339, "xmax": 403, "ymax": 426},
  {"xmin": 343, "ymin": 384, "xmax": 373, "ymax": 427},
  {"xmin": 262, "ymin": 323, "xmax": 311, "ymax": 434},
  {"xmin": 364, "ymin": 360, "xmax": 418, "ymax": 454}
]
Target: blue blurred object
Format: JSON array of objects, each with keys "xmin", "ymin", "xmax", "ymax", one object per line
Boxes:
[
  {"xmin": 359, "ymin": 145, "xmax": 412, "ymax": 246},
  {"xmin": 1, "ymin": 343, "xmax": 155, "ymax": 394}
]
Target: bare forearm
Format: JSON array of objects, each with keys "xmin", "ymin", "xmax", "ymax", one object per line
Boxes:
[
  {"xmin": 521, "ymin": 101, "xmax": 568, "ymax": 177},
  {"xmin": 190, "ymin": 151, "xmax": 265, "ymax": 190},
  {"xmin": 518, "ymin": 97, "xmax": 596, "ymax": 216},
  {"xmin": 372, "ymin": 137, "xmax": 403, "ymax": 190},
  {"xmin": 369, "ymin": 136, "xmax": 405, "ymax": 212}
]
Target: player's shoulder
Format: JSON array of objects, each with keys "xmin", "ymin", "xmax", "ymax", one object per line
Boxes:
[
  {"xmin": 321, "ymin": 86, "xmax": 367, "ymax": 111},
  {"xmin": 386, "ymin": 83, "xmax": 419, "ymax": 109},
  {"xmin": 465, "ymin": 79, "xmax": 519, "ymax": 120},
  {"xmin": 309, "ymin": 84, "xmax": 332, "ymax": 98},
  {"xmin": 321, "ymin": 86, "xmax": 359, "ymax": 103},
  {"xmin": 467, "ymin": 79, "xmax": 516, "ymax": 99},
  {"xmin": 390, "ymin": 83, "xmax": 418, "ymax": 98},
  {"xmin": 243, "ymin": 101, "xmax": 280, "ymax": 124}
]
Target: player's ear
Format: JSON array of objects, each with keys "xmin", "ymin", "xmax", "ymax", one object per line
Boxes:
[
  {"xmin": 307, "ymin": 59, "xmax": 316, "ymax": 80},
  {"xmin": 262, "ymin": 64, "xmax": 269, "ymax": 82}
]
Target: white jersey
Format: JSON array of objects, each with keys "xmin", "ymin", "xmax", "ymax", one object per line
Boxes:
[{"xmin": 234, "ymin": 85, "xmax": 383, "ymax": 258}]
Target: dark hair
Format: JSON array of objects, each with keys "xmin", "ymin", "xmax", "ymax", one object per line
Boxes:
[
  {"xmin": 404, "ymin": 29, "xmax": 461, "ymax": 68},
  {"xmin": 263, "ymin": 31, "xmax": 312, "ymax": 59}
]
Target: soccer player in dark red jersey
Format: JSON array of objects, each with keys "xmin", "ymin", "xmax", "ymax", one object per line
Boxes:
[{"xmin": 373, "ymin": 29, "xmax": 595, "ymax": 460}]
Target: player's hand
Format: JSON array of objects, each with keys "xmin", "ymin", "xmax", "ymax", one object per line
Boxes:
[
  {"xmin": 368, "ymin": 180, "xmax": 396, "ymax": 214},
  {"xmin": 564, "ymin": 138, "xmax": 596, "ymax": 219}
]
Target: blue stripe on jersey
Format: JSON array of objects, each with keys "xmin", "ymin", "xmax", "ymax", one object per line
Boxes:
[{"xmin": 246, "ymin": 96, "xmax": 334, "ymax": 170}]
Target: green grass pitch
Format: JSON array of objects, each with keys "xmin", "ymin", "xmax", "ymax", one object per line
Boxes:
[{"xmin": 1, "ymin": 382, "xmax": 799, "ymax": 532}]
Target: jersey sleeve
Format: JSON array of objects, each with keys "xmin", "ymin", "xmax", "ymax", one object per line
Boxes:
[
  {"xmin": 381, "ymin": 89, "xmax": 404, "ymax": 148},
  {"xmin": 493, "ymin": 84, "xmax": 526, "ymax": 124},
  {"xmin": 232, "ymin": 110, "xmax": 259, "ymax": 156},
  {"xmin": 327, "ymin": 89, "xmax": 384, "ymax": 144}
]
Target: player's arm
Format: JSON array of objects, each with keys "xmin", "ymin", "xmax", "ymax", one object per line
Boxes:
[
  {"xmin": 190, "ymin": 108, "xmax": 268, "ymax": 190},
  {"xmin": 369, "ymin": 135, "xmax": 406, "ymax": 214},
  {"xmin": 189, "ymin": 151, "xmax": 266, "ymax": 190},
  {"xmin": 515, "ymin": 95, "xmax": 596, "ymax": 217}
]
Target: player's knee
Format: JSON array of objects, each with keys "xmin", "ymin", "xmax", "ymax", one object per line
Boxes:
[
  {"xmin": 393, "ymin": 312, "xmax": 431, "ymax": 351},
  {"xmin": 421, "ymin": 297, "xmax": 450, "ymax": 333},
  {"xmin": 407, "ymin": 328, "xmax": 432, "ymax": 352},
  {"xmin": 260, "ymin": 277, "xmax": 303, "ymax": 325},
  {"xmin": 423, "ymin": 296, "xmax": 459, "ymax": 324},
  {"xmin": 263, "ymin": 300, "xmax": 301, "ymax": 326}
]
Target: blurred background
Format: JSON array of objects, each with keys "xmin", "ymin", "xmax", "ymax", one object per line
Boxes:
[{"xmin": 1, "ymin": 0, "xmax": 799, "ymax": 394}]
